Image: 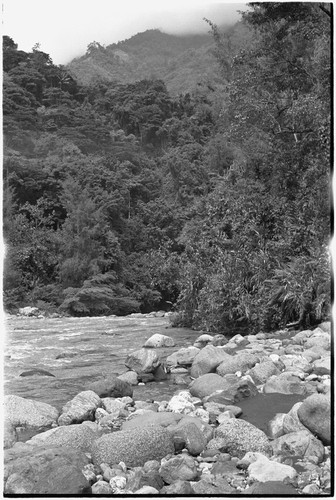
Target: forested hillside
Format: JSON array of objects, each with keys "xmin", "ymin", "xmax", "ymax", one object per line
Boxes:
[
  {"xmin": 3, "ymin": 3, "xmax": 331, "ymax": 335},
  {"xmin": 66, "ymin": 25, "xmax": 253, "ymax": 95}
]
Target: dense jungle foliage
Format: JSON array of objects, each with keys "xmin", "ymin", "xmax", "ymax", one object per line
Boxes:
[{"xmin": 3, "ymin": 3, "xmax": 331, "ymax": 334}]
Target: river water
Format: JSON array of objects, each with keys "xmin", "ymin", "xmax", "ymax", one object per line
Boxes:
[{"xmin": 4, "ymin": 314, "xmax": 200, "ymax": 412}]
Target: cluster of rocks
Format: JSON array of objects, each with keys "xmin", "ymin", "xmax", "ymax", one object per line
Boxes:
[{"xmin": 4, "ymin": 322, "xmax": 331, "ymax": 495}]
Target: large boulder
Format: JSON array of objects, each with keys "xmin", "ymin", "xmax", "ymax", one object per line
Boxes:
[
  {"xmin": 166, "ymin": 346, "xmax": 200, "ymax": 368},
  {"xmin": 5, "ymin": 395, "xmax": 58, "ymax": 429},
  {"xmin": 159, "ymin": 455, "xmax": 198, "ymax": 484},
  {"xmin": 279, "ymin": 354, "xmax": 312, "ymax": 374},
  {"xmin": 190, "ymin": 345, "xmax": 231, "ymax": 378},
  {"xmin": 297, "ymin": 393, "xmax": 331, "ymax": 444},
  {"xmin": 272, "ymin": 430, "xmax": 325, "ymax": 464},
  {"xmin": 313, "ymin": 356, "xmax": 331, "ymax": 376},
  {"xmin": 216, "ymin": 352, "xmax": 259, "ymax": 376},
  {"xmin": 213, "ymin": 419, "xmax": 272, "ymax": 458},
  {"xmin": 125, "ymin": 348, "xmax": 160, "ymax": 373},
  {"xmin": 91, "ymin": 425, "xmax": 174, "ymax": 467},
  {"xmin": 86, "ymin": 376, "xmax": 133, "ymax": 398},
  {"xmin": 169, "ymin": 420, "xmax": 207, "ymax": 455},
  {"xmin": 4, "ymin": 445, "xmax": 91, "ymax": 494},
  {"xmin": 248, "ymin": 359, "xmax": 280, "ymax": 385},
  {"xmin": 18, "ymin": 306, "xmax": 40, "ymax": 317},
  {"xmin": 244, "ymin": 452, "xmax": 297, "ymax": 483},
  {"xmin": 167, "ymin": 391, "xmax": 195, "ymax": 414},
  {"xmin": 304, "ymin": 328, "xmax": 330, "ymax": 350},
  {"xmin": 195, "ymin": 374, "xmax": 258, "ymax": 404},
  {"xmin": 190, "ymin": 477, "xmax": 235, "ymax": 494},
  {"xmin": 4, "ymin": 419, "xmax": 17, "ymax": 449},
  {"xmin": 193, "ymin": 333, "xmax": 215, "ymax": 349},
  {"xmin": 144, "ymin": 333, "xmax": 175, "ymax": 348},
  {"xmin": 244, "ymin": 481, "xmax": 298, "ymax": 495},
  {"xmin": 117, "ymin": 371, "xmax": 138, "ymax": 386},
  {"xmin": 263, "ymin": 372, "xmax": 309, "ymax": 395},
  {"xmin": 58, "ymin": 391, "xmax": 101, "ymax": 426},
  {"xmin": 282, "ymin": 403, "xmax": 307, "ymax": 434},
  {"xmin": 25, "ymin": 422, "xmax": 100, "ymax": 452},
  {"xmin": 122, "ymin": 411, "xmax": 181, "ymax": 430}
]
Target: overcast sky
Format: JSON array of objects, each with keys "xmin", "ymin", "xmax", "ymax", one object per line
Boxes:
[{"xmin": 2, "ymin": 0, "xmax": 244, "ymax": 65}]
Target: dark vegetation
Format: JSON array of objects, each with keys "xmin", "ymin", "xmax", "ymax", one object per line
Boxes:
[{"xmin": 3, "ymin": 3, "xmax": 331, "ymax": 334}]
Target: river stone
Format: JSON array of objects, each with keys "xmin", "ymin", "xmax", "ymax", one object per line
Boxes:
[
  {"xmin": 247, "ymin": 454, "xmax": 297, "ymax": 482},
  {"xmin": 193, "ymin": 333, "xmax": 215, "ymax": 348},
  {"xmin": 272, "ymin": 430, "xmax": 325, "ymax": 464},
  {"xmin": 216, "ymin": 352, "xmax": 259, "ymax": 376},
  {"xmin": 190, "ymin": 345, "xmax": 231, "ymax": 378},
  {"xmin": 304, "ymin": 329, "xmax": 330, "ymax": 350},
  {"xmin": 91, "ymin": 480, "xmax": 113, "ymax": 494},
  {"xmin": 4, "ymin": 418, "xmax": 17, "ymax": 449},
  {"xmin": 190, "ymin": 477, "xmax": 234, "ymax": 494},
  {"xmin": 5, "ymin": 395, "xmax": 59, "ymax": 429},
  {"xmin": 243, "ymin": 481, "xmax": 298, "ymax": 495},
  {"xmin": 125, "ymin": 347, "xmax": 160, "ymax": 373},
  {"xmin": 117, "ymin": 371, "xmax": 138, "ymax": 385},
  {"xmin": 18, "ymin": 306, "xmax": 40, "ymax": 317},
  {"xmin": 159, "ymin": 455, "xmax": 198, "ymax": 483},
  {"xmin": 134, "ymin": 485, "xmax": 159, "ymax": 494},
  {"xmin": 169, "ymin": 421, "xmax": 207, "ymax": 455},
  {"xmin": 279, "ymin": 354, "xmax": 312, "ymax": 374},
  {"xmin": 167, "ymin": 391, "xmax": 195, "ymax": 414},
  {"xmin": 263, "ymin": 372, "xmax": 308, "ymax": 395},
  {"xmin": 248, "ymin": 359, "xmax": 280, "ymax": 384},
  {"xmin": 267, "ymin": 413, "xmax": 286, "ymax": 439},
  {"xmin": 291, "ymin": 329, "xmax": 313, "ymax": 345},
  {"xmin": 122, "ymin": 411, "xmax": 181, "ymax": 430},
  {"xmin": 166, "ymin": 346, "xmax": 200, "ymax": 368},
  {"xmin": 143, "ymin": 333, "xmax": 175, "ymax": 348},
  {"xmin": 214, "ymin": 419, "xmax": 272, "ymax": 458},
  {"xmin": 4, "ymin": 445, "xmax": 91, "ymax": 494},
  {"xmin": 199, "ymin": 375, "xmax": 258, "ymax": 404},
  {"xmin": 58, "ymin": 390, "xmax": 101, "ymax": 426},
  {"xmin": 283, "ymin": 402, "xmax": 307, "ymax": 434},
  {"xmin": 297, "ymin": 393, "xmax": 331, "ymax": 444},
  {"xmin": 160, "ymin": 480, "xmax": 194, "ymax": 494},
  {"xmin": 86, "ymin": 376, "xmax": 133, "ymax": 398},
  {"xmin": 210, "ymin": 334, "xmax": 229, "ymax": 346},
  {"xmin": 25, "ymin": 422, "xmax": 100, "ymax": 451},
  {"xmin": 313, "ymin": 356, "xmax": 331, "ymax": 375},
  {"xmin": 91, "ymin": 425, "xmax": 174, "ymax": 467}
]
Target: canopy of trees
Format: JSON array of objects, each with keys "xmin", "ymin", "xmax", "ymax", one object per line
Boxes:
[{"xmin": 3, "ymin": 3, "xmax": 331, "ymax": 334}]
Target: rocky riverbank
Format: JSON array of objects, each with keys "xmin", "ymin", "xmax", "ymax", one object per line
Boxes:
[{"xmin": 4, "ymin": 322, "xmax": 332, "ymax": 495}]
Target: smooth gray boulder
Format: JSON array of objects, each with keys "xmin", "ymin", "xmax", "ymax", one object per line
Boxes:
[
  {"xmin": 272, "ymin": 430, "xmax": 325, "ymax": 464},
  {"xmin": 248, "ymin": 359, "xmax": 280, "ymax": 384},
  {"xmin": 86, "ymin": 376, "xmax": 133, "ymax": 398},
  {"xmin": 297, "ymin": 393, "xmax": 331, "ymax": 444},
  {"xmin": 25, "ymin": 422, "xmax": 100, "ymax": 451},
  {"xmin": 190, "ymin": 345, "xmax": 231, "ymax": 378},
  {"xmin": 4, "ymin": 445, "xmax": 91, "ymax": 494},
  {"xmin": 166, "ymin": 346, "xmax": 200, "ymax": 368},
  {"xmin": 91, "ymin": 425, "xmax": 174, "ymax": 467},
  {"xmin": 159, "ymin": 455, "xmax": 198, "ymax": 483},
  {"xmin": 213, "ymin": 418, "xmax": 272, "ymax": 458},
  {"xmin": 5, "ymin": 395, "xmax": 59, "ymax": 429},
  {"xmin": 143, "ymin": 333, "xmax": 175, "ymax": 348},
  {"xmin": 58, "ymin": 391, "xmax": 101, "ymax": 426},
  {"xmin": 216, "ymin": 352, "xmax": 259, "ymax": 376},
  {"xmin": 125, "ymin": 347, "xmax": 161, "ymax": 373}
]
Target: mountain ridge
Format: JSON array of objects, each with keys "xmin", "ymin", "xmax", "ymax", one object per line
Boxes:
[{"xmin": 66, "ymin": 27, "xmax": 226, "ymax": 95}]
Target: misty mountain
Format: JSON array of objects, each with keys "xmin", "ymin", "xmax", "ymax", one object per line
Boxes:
[{"xmin": 66, "ymin": 27, "xmax": 240, "ymax": 95}]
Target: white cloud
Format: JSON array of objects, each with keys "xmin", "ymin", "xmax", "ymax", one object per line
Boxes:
[{"xmin": 2, "ymin": 0, "xmax": 243, "ymax": 64}]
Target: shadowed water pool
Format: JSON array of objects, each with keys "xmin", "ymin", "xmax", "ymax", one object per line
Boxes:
[{"xmin": 4, "ymin": 314, "xmax": 199, "ymax": 411}]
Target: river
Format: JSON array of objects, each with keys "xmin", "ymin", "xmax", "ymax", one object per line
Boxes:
[{"xmin": 4, "ymin": 313, "xmax": 200, "ymax": 412}]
